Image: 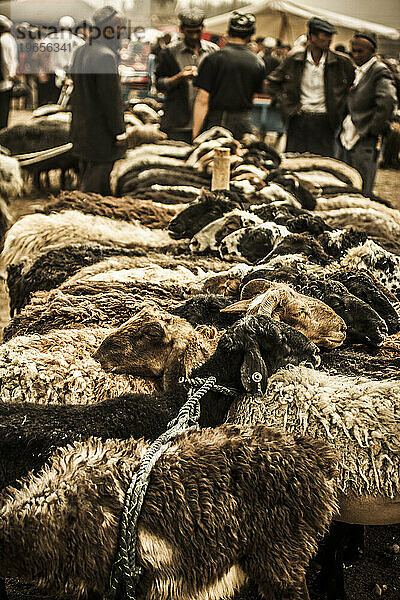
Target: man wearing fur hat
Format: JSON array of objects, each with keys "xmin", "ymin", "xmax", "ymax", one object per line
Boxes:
[
  {"xmin": 70, "ymin": 6, "xmax": 126, "ymax": 195},
  {"xmin": 266, "ymin": 17, "xmax": 354, "ymax": 156},
  {"xmin": 340, "ymin": 32, "xmax": 397, "ymax": 193},
  {"xmin": 193, "ymin": 12, "xmax": 266, "ymax": 141},
  {"xmin": 0, "ymin": 15, "xmax": 18, "ymax": 129}
]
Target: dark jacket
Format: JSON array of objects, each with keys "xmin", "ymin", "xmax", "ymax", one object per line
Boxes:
[
  {"xmin": 347, "ymin": 60, "xmax": 397, "ymax": 139},
  {"xmin": 70, "ymin": 41, "xmax": 125, "ymax": 163},
  {"xmin": 155, "ymin": 44, "xmax": 189, "ymax": 131},
  {"xmin": 266, "ymin": 49, "xmax": 355, "ymax": 130},
  {"xmin": 155, "ymin": 40, "xmax": 217, "ymax": 132}
]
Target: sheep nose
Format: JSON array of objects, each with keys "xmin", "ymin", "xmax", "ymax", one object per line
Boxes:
[
  {"xmin": 189, "ymin": 239, "xmax": 200, "ymax": 253},
  {"xmin": 219, "ymin": 243, "xmax": 228, "ymax": 257}
]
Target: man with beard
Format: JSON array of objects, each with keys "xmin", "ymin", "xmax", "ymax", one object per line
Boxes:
[
  {"xmin": 70, "ymin": 6, "xmax": 126, "ymax": 195},
  {"xmin": 155, "ymin": 9, "xmax": 218, "ymax": 143}
]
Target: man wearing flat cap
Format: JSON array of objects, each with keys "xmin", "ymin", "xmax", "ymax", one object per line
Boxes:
[
  {"xmin": 155, "ymin": 9, "xmax": 218, "ymax": 143},
  {"xmin": 70, "ymin": 6, "xmax": 126, "ymax": 195},
  {"xmin": 0, "ymin": 15, "xmax": 18, "ymax": 129},
  {"xmin": 267, "ymin": 16, "xmax": 355, "ymax": 156},
  {"xmin": 193, "ymin": 12, "xmax": 266, "ymax": 140},
  {"xmin": 340, "ymin": 32, "xmax": 397, "ymax": 193}
]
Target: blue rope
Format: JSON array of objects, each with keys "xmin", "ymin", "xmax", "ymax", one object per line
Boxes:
[{"xmin": 105, "ymin": 376, "xmax": 235, "ymax": 600}]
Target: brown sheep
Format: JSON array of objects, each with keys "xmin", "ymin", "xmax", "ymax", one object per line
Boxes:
[
  {"xmin": 93, "ymin": 306, "xmax": 220, "ymax": 390},
  {"xmin": 221, "ymin": 279, "xmax": 347, "ymax": 348},
  {"xmin": 0, "ymin": 426, "xmax": 338, "ymax": 600},
  {"xmin": 41, "ymin": 191, "xmax": 183, "ymax": 229}
]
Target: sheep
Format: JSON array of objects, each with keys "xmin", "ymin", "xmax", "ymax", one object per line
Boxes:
[
  {"xmin": 280, "ymin": 155, "xmax": 363, "ymax": 188},
  {"xmin": 228, "ymin": 362, "xmax": 400, "ymax": 600},
  {"xmin": 301, "ymin": 279, "xmax": 388, "ymax": 346},
  {"xmin": 190, "ymin": 264, "xmax": 251, "ymax": 297},
  {"xmin": 130, "ymin": 102, "xmax": 160, "ymax": 123},
  {"xmin": 3, "ymin": 282, "xmax": 185, "ymax": 340},
  {"xmin": 219, "ymin": 222, "xmax": 291, "ymax": 263},
  {"xmin": 170, "ymin": 294, "xmax": 239, "ymax": 329},
  {"xmin": 338, "ymin": 240, "xmax": 400, "ymax": 299},
  {"xmin": 6, "ymin": 245, "xmax": 230, "ymax": 316},
  {"xmin": 59, "ymin": 259, "xmax": 215, "ymax": 290},
  {"xmin": 0, "ymin": 210, "xmax": 179, "ymax": 273},
  {"xmin": 93, "ymin": 305, "xmax": 221, "ymax": 390},
  {"xmin": 168, "ymin": 189, "xmax": 246, "ymax": 240},
  {"xmin": 265, "ymin": 170, "xmax": 316, "ymax": 210},
  {"xmin": 189, "ymin": 210, "xmax": 263, "ymax": 254},
  {"xmin": 6, "ymin": 244, "xmax": 149, "ymax": 316},
  {"xmin": 0, "ymin": 315, "xmax": 320, "ymax": 495},
  {"xmin": 0, "ymin": 327, "xmax": 156, "ymax": 405},
  {"xmin": 221, "ymin": 279, "xmax": 346, "ymax": 348},
  {"xmin": 131, "ymin": 169, "xmax": 209, "ymax": 192},
  {"xmin": 41, "ymin": 191, "xmax": 184, "ymax": 229},
  {"xmin": 315, "ymin": 207, "xmax": 400, "ymax": 242},
  {"xmin": 250, "ymin": 203, "xmax": 331, "ymax": 236},
  {"xmin": 315, "ymin": 195, "xmax": 398, "ymax": 215},
  {"xmin": 320, "ymin": 347, "xmax": 400, "ymax": 380},
  {"xmin": 228, "ymin": 365, "xmax": 400, "ymax": 516},
  {"xmin": 317, "ymin": 228, "xmax": 367, "ymax": 259},
  {"xmin": 261, "ymin": 233, "xmax": 333, "ymax": 266},
  {"xmin": 0, "ymin": 426, "xmax": 338, "ymax": 600},
  {"xmin": 329, "ymin": 271, "xmax": 400, "ymax": 335},
  {"xmin": 0, "ymin": 155, "xmax": 24, "ymax": 200}
]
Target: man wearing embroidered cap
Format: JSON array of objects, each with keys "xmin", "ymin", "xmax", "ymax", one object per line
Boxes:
[
  {"xmin": 193, "ymin": 12, "xmax": 266, "ymax": 140},
  {"xmin": 155, "ymin": 9, "xmax": 218, "ymax": 144},
  {"xmin": 70, "ymin": 6, "xmax": 126, "ymax": 195},
  {"xmin": 267, "ymin": 16, "xmax": 354, "ymax": 156},
  {"xmin": 340, "ymin": 32, "xmax": 396, "ymax": 193}
]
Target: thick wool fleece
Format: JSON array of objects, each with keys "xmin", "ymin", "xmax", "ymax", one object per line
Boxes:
[{"xmin": 0, "ymin": 425, "xmax": 338, "ymax": 600}]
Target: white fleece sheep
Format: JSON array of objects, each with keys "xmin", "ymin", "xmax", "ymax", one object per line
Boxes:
[
  {"xmin": 0, "ymin": 155, "xmax": 24, "ymax": 200},
  {"xmin": 229, "ymin": 364, "xmax": 400, "ymax": 499},
  {"xmin": 316, "ymin": 207, "xmax": 400, "ymax": 240},
  {"xmin": 0, "ymin": 210, "xmax": 177, "ymax": 272},
  {"xmin": 0, "ymin": 327, "xmax": 155, "ymax": 405}
]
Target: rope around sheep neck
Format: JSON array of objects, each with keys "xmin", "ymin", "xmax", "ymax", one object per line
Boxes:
[{"xmin": 105, "ymin": 376, "xmax": 237, "ymax": 600}]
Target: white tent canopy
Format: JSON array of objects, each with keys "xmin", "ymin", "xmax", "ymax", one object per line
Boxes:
[{"xmin": 204, "ymin": 0, "xmax": 400, "ymax": 45}]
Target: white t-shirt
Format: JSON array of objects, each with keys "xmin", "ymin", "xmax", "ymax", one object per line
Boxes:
[
  {"xmin": 300, "ymin": 49, "xmax": 327, "ymax": 113},
  {"xmin": 0, "ymin": 32, "xmax": 18, "ymax": 92}
]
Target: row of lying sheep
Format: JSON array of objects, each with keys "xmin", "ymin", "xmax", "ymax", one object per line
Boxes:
[{"xmin": 0, "ymin": 133, "xmax": 400, "ymax": 600}]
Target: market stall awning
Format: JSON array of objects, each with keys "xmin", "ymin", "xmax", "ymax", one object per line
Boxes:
[{"xmin": 204, "ymin": 0, "xmax": 400, "ymax": 44}]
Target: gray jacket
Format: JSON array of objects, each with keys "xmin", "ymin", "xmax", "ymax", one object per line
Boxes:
[{"xmin": 347, "ymin": 60, "xmax": 397, "ymax": 139}]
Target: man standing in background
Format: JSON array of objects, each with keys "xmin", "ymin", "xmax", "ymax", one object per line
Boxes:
[
  {"xmin": 267, "ymin": 17, "xmax": 354, "ymax": 156},
  {"xmin": 70, "ymin": 6, "xmax": 126, "ymax": 195},
  {"xmin": 193, "ymin": 12, "xmax": 266, "ymax": 141},
  {"xmin": 341, "ymin": 32, "xmax": 397, "ymax": 193},
  {"xmin": 0, "ymin": 15, "xmax": 17, "ymax": 129},
  {"xmin": 155, "ymin": 9, "xmax": 218, "ymax": 144}
]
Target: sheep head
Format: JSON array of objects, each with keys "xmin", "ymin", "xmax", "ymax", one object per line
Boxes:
[
  {"xmin": 168, "ymin": 189, "xmax": 243, "ymax": 240},
  {"xmin": 92, "ymin": 306, "xmax": 215, "ymax": 389},
  {"xmin": 215, "ymin": 314, "xmax": 320, "ymax": 394},
  {"xmin": 221, "ymin": 279, "xmax": 347, "ymax": 348}
]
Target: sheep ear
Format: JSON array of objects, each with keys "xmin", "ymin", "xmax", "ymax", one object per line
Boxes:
[
  {"xmin": 240, "ymin": 343, "xmax": 268, "ymax": 394},
  {"xmin": 163, "ymin": 341, "xmax": 188, "ymax": 390},
  {"xmin": 240, "ymin": 279, "xmax": 272, "ymax": 300},
  {"xmin": 220, "ymin": 299, "xmax": 252, "ymax": 313}
]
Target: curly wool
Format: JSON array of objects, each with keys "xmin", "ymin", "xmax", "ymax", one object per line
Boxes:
[
  {"xmin": 0, "ymin": 210, "xmax": 178, "ymax": 272},
  {"xmin": 4, "ymin": 285, "xmax": 183, "ymax": 340},
  {"xmin": 229, "ymin": 365, "xmax": 400, "ymax": 498},
  {"xmin": 41, "ymin": 191, "xmax": 184, "ymax": 229},
  {"xmin": 0, "ymin": 328, "xmax": 156, "ymax": 404},
  {"xmin": 0, "ymin": 426, "xmax": 338, "ymax": 599}
]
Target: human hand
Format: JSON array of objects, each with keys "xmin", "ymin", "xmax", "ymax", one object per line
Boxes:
[{"xmin": 180, "ymin": 65, "xmax": 198, "ymax": 80}]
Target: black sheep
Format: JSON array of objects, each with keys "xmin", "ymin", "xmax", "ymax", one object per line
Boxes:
[
  {"xmin": 168, "ymin": 189, "xmax": 247, "ymax": 240},
  {"xmin": 301, "ymin": 279, "xmax": 388, "ymax": 346},
  {"xmin": 259, "ymin": 233, "xmax": 332, "ymax": 266},
  {"xmin": 330, "ymin": 271, "xmax": 400, "ymax": 334},
  {"xmin": 170, "ymin": 294, "xmax": 239, "ymax": 328},
  {"xmin": 0, "ymin": 315, "xmax": 319, "ymax": 491}
]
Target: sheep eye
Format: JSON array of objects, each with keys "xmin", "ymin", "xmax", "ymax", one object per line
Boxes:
[{"xmin": 143, "ymin": 324, "xmax": 164, "ymax": 339}]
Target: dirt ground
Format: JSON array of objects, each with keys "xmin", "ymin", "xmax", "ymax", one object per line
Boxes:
[{"xmin": 1, "ymin": 109, "xmax": 400, "ymax": 600}]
